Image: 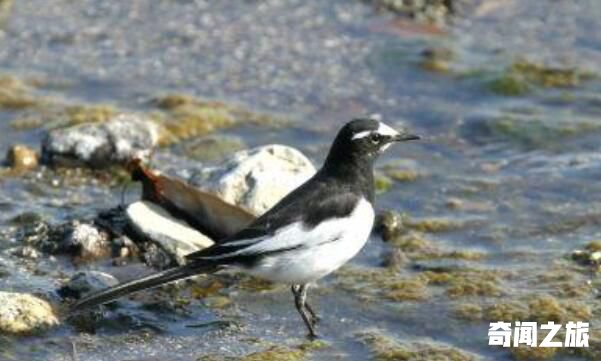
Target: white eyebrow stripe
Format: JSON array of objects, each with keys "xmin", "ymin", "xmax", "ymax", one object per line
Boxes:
[{"xmin": 351, "ymin": 130, "xmax": 372, "ymax": 140}]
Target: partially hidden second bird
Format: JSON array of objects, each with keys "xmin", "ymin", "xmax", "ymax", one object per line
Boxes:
[{"xmin": 71, "ymin": 116, "xmax": 420, "ymax": 338}]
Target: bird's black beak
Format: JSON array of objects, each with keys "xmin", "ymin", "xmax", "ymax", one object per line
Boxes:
[{"xmin": 392, "ymin": 132, "xmax": 420, "ymax": 142}]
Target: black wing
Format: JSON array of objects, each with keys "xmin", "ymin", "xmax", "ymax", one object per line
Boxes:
[{"xmin": 185, "ymin": 175, "xmax": 360, "ymax": 264}]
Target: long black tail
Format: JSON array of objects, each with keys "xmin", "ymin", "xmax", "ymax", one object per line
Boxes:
[{"xmin": 71, "ymin": 264, "xmax": 214, "ymax": 312}]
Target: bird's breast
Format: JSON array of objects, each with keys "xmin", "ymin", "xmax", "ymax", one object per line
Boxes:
[{"xmin": 247, "ymin": 198, "xmax": 375, "ymax": 284}]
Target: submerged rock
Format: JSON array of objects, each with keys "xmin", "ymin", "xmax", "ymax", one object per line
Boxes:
[
  {"xmin": 41, "ymin": 113, "xmax": 160, "ymax": 168},
  {"xmin": 126, "ymin": 201, "xmax": 214, "ymax": 266},
  {"xmin": 5, "ymin": 144, "xmax": 38, "ymax": 170},
  {"xmin": 571, "ymin": 241, "xmax": 601, "ymax": 271},
  {"xmin": 0, "ymin": 292, "xmax": 59, "ymax": 334},
  {"xmin": 190, "ymin": 144, "xmax": 316, "ymax": 215},
  {"xmin": 58, "ymin": 271, "xmax": 119, "ymax": 300}
]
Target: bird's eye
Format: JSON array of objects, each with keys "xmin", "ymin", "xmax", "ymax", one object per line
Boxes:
[{"xmin": 369, "ymin": 133, "xmax": 382, "ymax": 144}]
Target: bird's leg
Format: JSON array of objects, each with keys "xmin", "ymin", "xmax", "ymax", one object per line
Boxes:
[
  {"xmin": 291, "ymin": 284, "xmax": 318, "ymax": 338},
  {"xmin": 291, "ymin": 285, "xmax": 319, "ymax": 324},
  {"xmin": 304, "ymin": 302, "xmax": 320, "ymax": 324}
]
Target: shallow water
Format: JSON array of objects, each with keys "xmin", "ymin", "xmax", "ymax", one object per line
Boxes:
[{"xmin": 1, "ymin": 1, "xmax": 601, "ymax": 360}]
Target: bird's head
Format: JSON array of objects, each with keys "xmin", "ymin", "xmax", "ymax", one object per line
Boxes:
[{"xmin": 327, "ymin": 116, "xmax": 419, "ymax": 164}]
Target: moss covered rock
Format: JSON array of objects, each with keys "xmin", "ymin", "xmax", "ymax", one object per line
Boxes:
[{"xmin": 0, "ymin": 292, "xmax": 59, "ymax": 334}]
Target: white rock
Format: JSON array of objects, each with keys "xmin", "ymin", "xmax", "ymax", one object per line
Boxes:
[
  {"xmin": 64, "ymin": 222, "xmax": 110, "ymax": 260},
  {"xmin": 190, "ymin": 144, "xmax": 316, "ymax": 215},
  {"xmin": 41, "ymin": 113, "xmax": 159, "ymax": 167},
  {"xmin": 0, "ymin": 292, "xmax": 59, "ymax": 334},
  {"xmin": 126, "ymin": 201, "xmax": 214, "ymax": 265}
]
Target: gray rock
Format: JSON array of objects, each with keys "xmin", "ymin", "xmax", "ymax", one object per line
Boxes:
[
  {"xmin": 125, "ymin": 201, "xmax": 214, "ymax": 266},
  {"xmin": 41, "ymin": 113, "xmax": 159, "ymax": 168},
  {"xmin": 58, "ymin": 271, "xmax": 119, "ymax": 299},
  {"xmin": 190, "ymin": 144, "xmax": 316, "ymax": 215},
  {"xmin": 0, "ymin": 292, "xmax": 59, "ymax": 334}
]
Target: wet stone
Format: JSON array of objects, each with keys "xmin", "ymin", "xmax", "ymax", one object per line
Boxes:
[
  {"xmin": 375, "ymin": 210, "xmax": 405, "ymax": 242},
  {"xmin": 58, "ymin": 271, "xmax": 119, "ymax": 300},
  {"xmin": 41, "ymin": 113, "xmax": 160, "ymax": 168},
  {"xmin": 571, "ymin": 241, "xmax": 601, "ymax": 271},
  {"xmin": 4, "ymin": 144, "xmax": 38, "ymax": 170}
]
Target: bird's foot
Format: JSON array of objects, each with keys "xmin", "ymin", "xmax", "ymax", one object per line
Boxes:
[{"xmin": 306, "ymin": 330, "xmax": 320, "ymax": 340}]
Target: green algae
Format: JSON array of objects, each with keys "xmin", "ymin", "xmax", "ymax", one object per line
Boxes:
[
  {"xmin": 585, "ymin": 241, "xmax": 601, "ymax": 252},
  {"xmin": 464, "ymin": 109, "xmax": 601, "ymax": 150},
  {"xmin": 511, "ymin": 346, "xmax": 558, "ymax": 361},
  {"xmin": 198, "ymin": 341, "xmax": 327, "ymax": 361},
  {"xmin": 62, "ymin": 104, "xmax": 117, "ymax": 125},
  {"xmin": 485, "ymin": 302, "xmax": 529, "ymax": 322},
  {"xmin": 423, "ymin": 269, "xmax": 502, "ymax": 298},
  {"xmin": 358, "ymin": 331, "xmax": 479, "ymax": 361},
  {"xmin": 376, "ymin": 210, "xmax": 465, "ymax": 241},
  {"xmin": 419, "ymin": 47, "xmax": 453, "ymax": 74},
  {"xmin": 384, "ymin": 229, "xmax": 485, "ymax": 262},
  {"xmin": 202, "ymin": 295, "xmax": 232, "ymax": 309},
  {"xmin": 0, "ymin": 75, "xmax": 39, "ymax": 109},
  {"xmin": 154, "ymin": 94, "xmax": 285, "ymax": 145},
  {"xmin": 160, "ymin": 103, "xmax": 236, "ymax": 143},
  {"xmin": 386, "ymin": 275, "xmax": 430, "ymax": 302},
  {"xmin": 335, "ymin": 266, "xmax": 430, "ymax": 303},
  {"xmin": 10, "ymin": 103, "xmax": 118, "ymax": 131},
  {"xmin": 453, "ymin": 303, "xmax": 483, "ymax": 322},
  {"xmin": 405, "ymin": 217, "xmax": 463, "ymax": 233},
  {"xmin": 181, "ymin": 135, "xmax": 245, "ymax": 162},
  {"xmin": 487, "ymin": 60, "xmax": 594, "ymax": 96},
  {"xmin": 479, "ymin": 295, "xmax": 591, "ymax": 325},
  {"xmin": 383, "ymin": 169, "xmax": 420, "ymax": 183},
  {"xmin": 374, "ymin": 175, "xmax": 393, "ymax": 194}
]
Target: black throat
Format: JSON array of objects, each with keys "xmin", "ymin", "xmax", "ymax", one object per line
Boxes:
[{"xmin": 320, "ymin": 139, "xmax": 376, "ymax": 204}]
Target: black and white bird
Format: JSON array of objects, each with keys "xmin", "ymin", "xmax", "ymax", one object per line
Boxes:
[{"xmin": 72, "ymin": 117, "xmax": 420, "ymax": 338}]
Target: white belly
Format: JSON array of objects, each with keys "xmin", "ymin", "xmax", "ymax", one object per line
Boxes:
[{"xmin": 245, "ymin": 198, "xmax": 375, "ymax": 284}]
